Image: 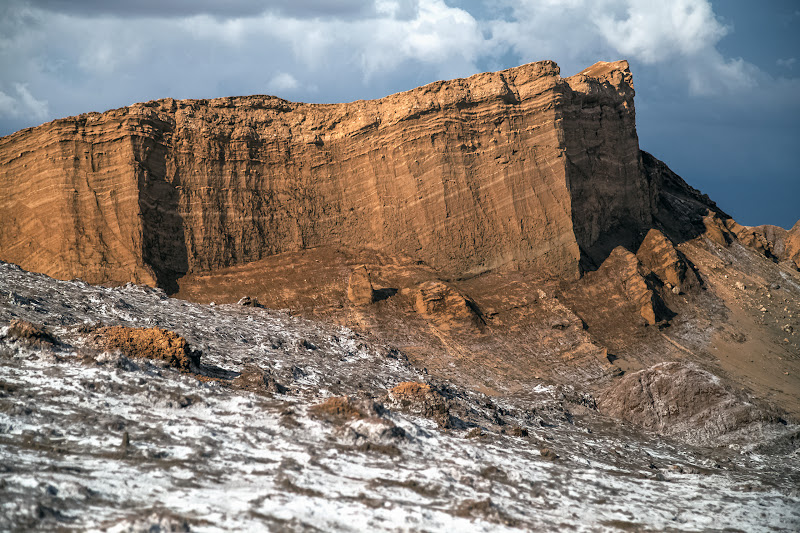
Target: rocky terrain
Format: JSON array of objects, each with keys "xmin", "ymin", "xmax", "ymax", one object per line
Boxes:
[
  {"xmin": 1, "ymin": 262, "xmax": 799, "ymax": 532},
  {"xmin": 1, "ymin": 59, "xmax": 800, "ymax": 531}
]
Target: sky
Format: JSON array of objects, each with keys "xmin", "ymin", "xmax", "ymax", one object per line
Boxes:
[{"xmin": 1, "ymin": 0, "xmax": 798, "ymax": 228}]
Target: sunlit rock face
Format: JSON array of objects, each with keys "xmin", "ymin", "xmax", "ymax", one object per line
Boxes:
[{"xmin": 0, "ymin": 60, "xmax": 657, "ymax": 291}]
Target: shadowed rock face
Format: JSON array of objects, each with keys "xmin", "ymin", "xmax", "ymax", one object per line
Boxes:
[{"xmin": 0, "ymin": 60, "xmax": 655, "ymax": 290}]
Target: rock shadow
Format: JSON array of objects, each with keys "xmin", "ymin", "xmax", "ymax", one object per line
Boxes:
[
  {"xmin": 373, "ymin": 287, "xmax": 398, "ymax": 302},
  {"xmin": 136, "ymin": 125, "xmax": 189, "ymax": 295},
  {"xmin": 573, "ymin": 150, "xmax": 733, "ymax": 273}
]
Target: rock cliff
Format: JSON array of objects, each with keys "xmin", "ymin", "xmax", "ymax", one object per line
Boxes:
[{"xmin": 1, "ymin": 60, "xmax": 656, "ymax": 291}]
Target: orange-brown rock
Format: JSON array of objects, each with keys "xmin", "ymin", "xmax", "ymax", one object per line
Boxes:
[
  {"xmin": 347, "ymin": 265, "xmax": 376, "ymax": 306},
  {"xmin": 733, "ymin": 221, "xmax": 800, "ymax": 269},
  {"xmin": 596, "ymin": 247, "xmax": 658, "ymax": 325},
  {"xmin": 413, "ymin": 280, "xmax": 483, "ymax": 330},
  {"xmin": 702, "ymin": 213, "xmax": 734, "ymax": 246},
  {"xmin": 388, "ymin": 381, "xmax": 450, "ymax": 426},
  {"xmin": 5, "ymin": 319, "xmax": 56, "ymax": 346},
  {"xmin": 308, "ymin": 396, "xmax": 385, "ymax": 423},
  {"xmin": 636, "ymin": 228, "xmax": 694, "ymax": 291},
  {"xmin": 0, "ymin": 60, "xmax": 655, "ymax": 292},
  {"xmin": 93, "ymin": 326, "xmax": 199, "ymax": 371}
]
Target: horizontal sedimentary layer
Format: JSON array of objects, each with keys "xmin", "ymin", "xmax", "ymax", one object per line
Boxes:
[{"xmin": 1, "ymin": 60, "xmax": 652, "ymax": 290}]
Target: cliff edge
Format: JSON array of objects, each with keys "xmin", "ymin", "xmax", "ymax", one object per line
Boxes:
[{"xmin": 1, "ymin": 60, "xmax": 657, "ymax": 291}]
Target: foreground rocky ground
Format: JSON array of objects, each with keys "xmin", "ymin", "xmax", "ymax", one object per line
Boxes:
[{"xmin": 1, "ymin": 261, "xmax": 799, "ymax": 532}]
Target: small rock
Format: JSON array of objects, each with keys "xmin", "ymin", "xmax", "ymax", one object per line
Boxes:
[
  {"xmin": 539, "ymin": 448, "xmax": 559, "ymax": 460},
  {"xmin": 465, "ymin": 427, "xmax": 485, "ymax": 439},
  {"xmin": 6, "ymin": 319, "xmax": 56, "ymax": 346},
  {"xmin": 233, "ymin": 364, "xmax": 288, "ymax": 394},
  {"xmin": 735, "ymin": 282, "xmax": 746, "ymax": 291},
  {"xmin": 237, "ymin": 296, "xmax": 261, "ymax": 307},
  {"xmin": 671, "ymin": 286, "xmax": 681, "ymax": 295}
]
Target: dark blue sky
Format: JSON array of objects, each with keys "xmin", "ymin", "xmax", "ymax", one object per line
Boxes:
[{"xmin": 1, "ymin": 0, "xmax": 798, "ymax": 228}]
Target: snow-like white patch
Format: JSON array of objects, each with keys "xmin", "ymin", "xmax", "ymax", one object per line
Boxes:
[{"xmin": 0, "ymin": 261, "xmax": 799, "ymax": 531}]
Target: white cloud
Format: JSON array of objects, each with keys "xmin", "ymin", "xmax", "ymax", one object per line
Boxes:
[
  {"xmin": 0, "ymin": 0, "xmax": 791, "ymax": 134},
  {"xmin": 0, "ymin": 83, "xmax": 49, "ymax": 120},
  {"xmin": 777, "ymin": 57, "xmax": 796, "ymax": 69},
  {"xmin": 357, "ymin": 0, "xmax": 484, "ymax": 79},
  {"xmin": 489, "ymin": 0, "xmax": 757, "ymax": 94},
  {"xmin": 267, "ymin": 72, "xmax": 299, "ymax": 93}
]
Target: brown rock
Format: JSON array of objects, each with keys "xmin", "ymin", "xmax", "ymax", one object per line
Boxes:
[
  {"xmin": 347, "ymin": 265, "xmax": 376, "ymax": 306},
  {"xmin": 597, "ymin": 247, "xmax": 657, "ymax": 325},
  {"xmin": 636, "ymin": 229, "xmax": 684, "ymax": 287},
  {"xmin": 736, "ymin": 220, "xmax": 800, "ymax": 269},
  {"xmin": 388, "ymin": 381, "xmax": 450, "ymax": 426},
  {"xmin": 5, "ymin": 319, "xmax": 56, "ymax": 346},
  {"xmin": 539, "ymin": 447, "xmax": 559, "ymax": 461},
  {"xmin": 308, "ymin": 396, "xmax": 383, "ymax": 423},
  {"xmin": 703, "ymin": 213, "xmax": 733, "ymax": 246},
  {"xmin": 0, "ymin": 60, "xmax": 654, "ymax": 290},
  {"xmin": 636, "ymin": 228, "xmax": 697, "ymax": 291},
  {"xmin": 597, "ymin": 362, "xmax": 781, "ymax": 445},
  {"xmin": 232, "ymin": 364, "xmax": 287, "ymax": 394},
  {"xmin": 93, "ymin": 326, "xmax": 200, "ymax": 371},
  {"xmin": 413, "ymin": 280, "xmax": 482, "ymax": 330},
  {"xmin": 236, "ymin": 296, "xmax": 261, "ymax": 307}
]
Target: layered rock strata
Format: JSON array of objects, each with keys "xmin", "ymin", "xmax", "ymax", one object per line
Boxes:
[{"xmin": 1, "ymin": 60, "xmax": 653, "ymax": 291}]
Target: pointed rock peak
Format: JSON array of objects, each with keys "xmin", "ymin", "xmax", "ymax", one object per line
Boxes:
[{"xmin": 636, "ymin": 228, "xmax": 686, "ymax": 289}]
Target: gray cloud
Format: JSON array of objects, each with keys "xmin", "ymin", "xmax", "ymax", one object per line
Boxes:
[
  {"xmin": 21, "ymin": 0, "xmax": 417, "ymax": 20},
  {"xmin": 0, "ymin": 0, "xmax": 797, "ymax": 227}
]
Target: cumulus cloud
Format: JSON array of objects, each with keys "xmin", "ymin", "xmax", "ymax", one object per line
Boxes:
[
  {"xmin": 488, "ymin": 0, "xmax": 758, "ymax": 94},
  {"xmin": 0, "ymin": 83, "xmax": 48, "ymax": 120},
  {"xmin": 267, "ymin": 72, "xmax": 300, "ymax": 93},
  {"xmin": 0, "ymin": 0, "xmax": 792, "ymax": 133}
]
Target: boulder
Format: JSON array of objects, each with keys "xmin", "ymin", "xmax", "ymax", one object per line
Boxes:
[
  {"xmin": 93, "ymin": 326, "xmax": 200, "ymax": 371},
  {"xmin": 413, "ymin": 281, "xmax": 482, "ymax": 330},
  {"xmin": 347, "ymin": 265, "xmax": 376, "ymax": 306}
]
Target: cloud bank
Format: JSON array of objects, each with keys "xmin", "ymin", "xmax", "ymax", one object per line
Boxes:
[
  {"xmin": 0, "ymin": 0, "xmax": 797, "ymax": 227},
  {"xmin": 0, "ymin": 0, "xmax": 779, "ymax": 128}
]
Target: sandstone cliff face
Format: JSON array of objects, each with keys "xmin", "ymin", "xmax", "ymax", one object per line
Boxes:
[{"xmin": 1, "ymin": 60, "xmax": 655, "ymax": 290}]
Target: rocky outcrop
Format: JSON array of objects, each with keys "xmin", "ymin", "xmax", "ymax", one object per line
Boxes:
[
  {"xmin": 596, "ymin": 247, "xmax": 659, "ymax": 325},
  {"xmin": 731, "ymin": 221, "xmax": 800, "ymax": 270},
  {"xmin": 636, "ymin": 228, "xmax": 697, "ymax": 292},
  {"xmin": 563, "ymin": 62, "xmax": 652, "ymax": 262},
  {"xmin": 1, "ymin": 60, "xmax": 659, "ymax": 291},
  {"xmin": 347, "ymin": 265, "xmax": 376, "ymax": 306},
  {"xmin": 92, "ymin": 326, "xmax": 200, "ymax": 371},
  {"xmin": 413, "ymin": 280, "xmax": 483, "ymax": 330},
  {"xmin": 598, "ymin": 362, "xmax": 783, "ymax": 445}
]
